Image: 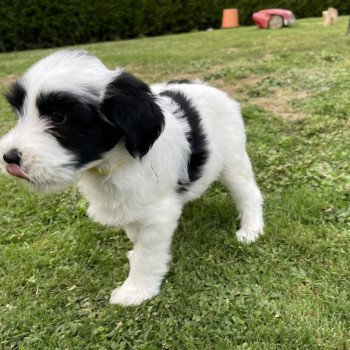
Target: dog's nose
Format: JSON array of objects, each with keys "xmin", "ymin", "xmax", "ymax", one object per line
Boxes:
[{"xmin": 3, "ymin": 148, "xmax": 21, "ymax": 165}]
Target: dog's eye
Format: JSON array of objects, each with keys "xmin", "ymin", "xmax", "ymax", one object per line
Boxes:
[{"xmin": 49, "ymin": 111, "xmax": 66, "ymax": 124}]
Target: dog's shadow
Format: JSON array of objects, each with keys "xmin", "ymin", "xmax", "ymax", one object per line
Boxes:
[{"xmin": 168, "ymin": 183, "xmax": 262, "ymax": 287}]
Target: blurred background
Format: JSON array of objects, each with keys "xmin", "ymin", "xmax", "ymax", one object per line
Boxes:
[{"xmin": 1, "ymin": 0, "xmax": 350, "ymax": 52}]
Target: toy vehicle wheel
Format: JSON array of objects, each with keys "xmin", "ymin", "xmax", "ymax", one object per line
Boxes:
[{"xmin": 269, "ymin": 15, "xmax": 283, "ymax": 29}]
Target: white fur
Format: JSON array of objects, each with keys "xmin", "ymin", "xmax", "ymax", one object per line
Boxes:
[{"xmin": 0, "ymin": 50, "xmax": 263, "ymax": 306}]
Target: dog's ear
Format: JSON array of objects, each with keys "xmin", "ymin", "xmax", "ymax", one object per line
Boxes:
[{"xmin": 101, "ymin": 72, "xmax": 165, "ymax": 158}]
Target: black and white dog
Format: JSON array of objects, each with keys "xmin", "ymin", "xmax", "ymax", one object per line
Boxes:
[{"xmin": 0, "ymin": 50, "xmax": 263, "ymax": 305}]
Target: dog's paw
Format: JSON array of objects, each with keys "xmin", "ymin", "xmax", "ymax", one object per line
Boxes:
[
  {"xmin": 109, "ymin": 283, "xmax": 159, "ymax": 306},
  {"xmin": 236, "ymin": 227, "xmax": 263, "ymax": 244}
]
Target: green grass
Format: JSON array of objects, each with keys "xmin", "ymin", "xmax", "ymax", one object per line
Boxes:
[{"xmin": 0, "ymin": 17, "xmax": 349, "ymax": 349}]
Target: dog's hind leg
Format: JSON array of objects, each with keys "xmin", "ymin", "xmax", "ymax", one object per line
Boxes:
[
  {"xmin": 110, "ymin": 201, "xmax": 181, "ymax": 306},
  {"xmin": 220, "ymin": 152, "xmax": 264, "ymax": 243}
]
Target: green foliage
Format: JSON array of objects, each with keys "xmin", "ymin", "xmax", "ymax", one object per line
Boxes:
[{"xmin": 0, "ymin": 0, "xmax": 350, "ymax": 51}]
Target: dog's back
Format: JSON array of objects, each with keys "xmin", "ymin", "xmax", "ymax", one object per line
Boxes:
[{"xmin": 152, "ymin": 80, "xmax": 246, "ymax": 201}]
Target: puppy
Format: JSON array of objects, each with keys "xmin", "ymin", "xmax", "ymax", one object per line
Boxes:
[{"xmin": 0, "ymin": 50, "xmax": 263, "ymax": 305}]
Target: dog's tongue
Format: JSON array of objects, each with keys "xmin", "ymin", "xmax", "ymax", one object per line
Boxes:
[{"xmin": 6, "ymin": 164, "xmax": 30, "ymax": 180}]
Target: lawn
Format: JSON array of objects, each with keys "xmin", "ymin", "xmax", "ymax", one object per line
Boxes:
[{"xmin": 0, "ymin": 17, "xmax": 349, "ymax": 350}]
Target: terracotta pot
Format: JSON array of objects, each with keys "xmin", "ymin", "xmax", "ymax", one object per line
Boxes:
[{"xmin": 222, "ymin": 9, "xmax": 239, "ymax": 29}]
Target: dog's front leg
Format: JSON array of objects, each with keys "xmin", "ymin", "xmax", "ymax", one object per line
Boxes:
[{"xmin": 110, "ymin": 218, "xmax": 179, "ymax": 306}]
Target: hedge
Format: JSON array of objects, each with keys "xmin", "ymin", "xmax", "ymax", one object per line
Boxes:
[{"xmin": 0, "ymin": 0, "xmax": 349, "ymax": 52}]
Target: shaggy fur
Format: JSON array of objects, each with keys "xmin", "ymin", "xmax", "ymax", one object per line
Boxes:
[{"xmin": 0, "ymin": 50, "xmax": 264, "ymax": 306}]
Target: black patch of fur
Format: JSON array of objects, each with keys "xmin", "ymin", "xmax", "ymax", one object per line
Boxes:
[
  {"xmin": 5, "ymin": 81, "xmax": 26, "ymax": 114},
  {"xmin": 101, "ymin": 72, "xmax": 165, "ymax": 158},
  {"xmin": 167, "ymin": 79, "xmax": 192, "ymax": 85},
  {"xmin": 160, "ymin": 90, "xmax": 209, "ymax": 193},
  {"xmin": 36, "ymin": 91, "xmax": 121, "ymax": 167}
]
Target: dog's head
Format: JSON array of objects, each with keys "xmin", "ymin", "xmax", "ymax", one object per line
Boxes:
[{"xmin": 0, "ymin": 50, "xmax": 164, "ymax": 191}]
